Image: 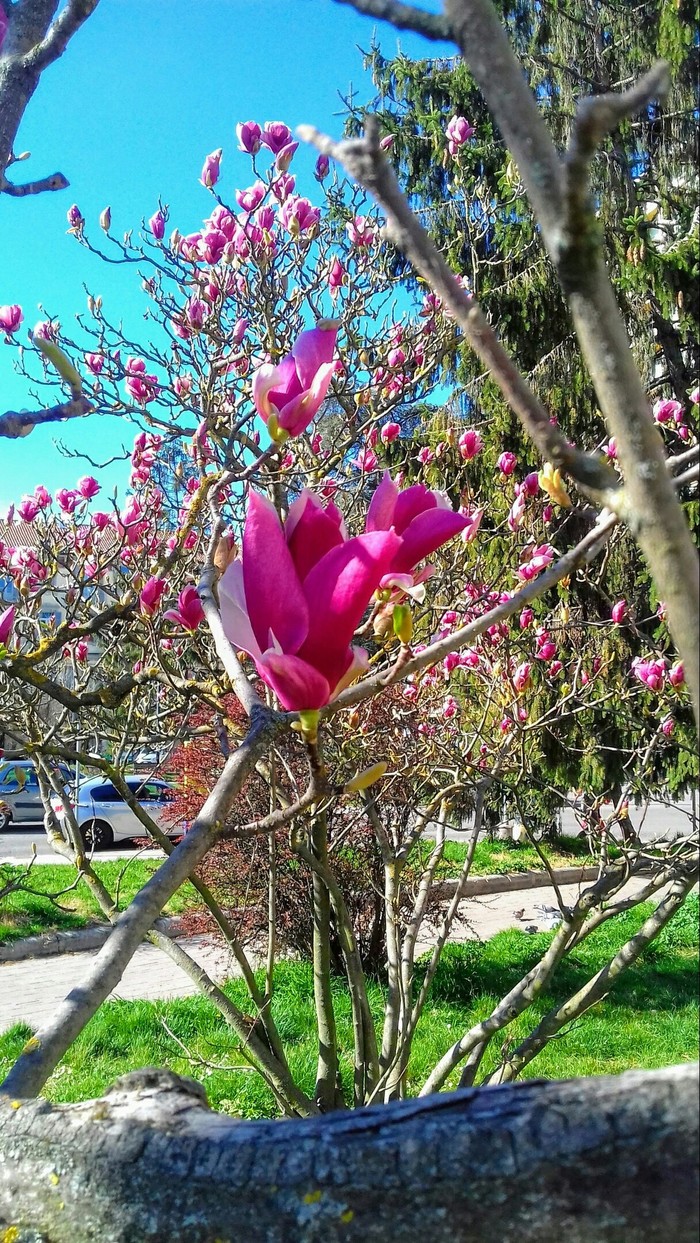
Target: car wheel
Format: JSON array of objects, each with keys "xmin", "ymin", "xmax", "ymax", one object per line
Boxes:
[
  {"xmin": 0, "ymin": 805, "xmax": 12, "ymax": 832},
  {"xmin": 82, "ymin": 819, "xmax": 114, "ymax": 850}
]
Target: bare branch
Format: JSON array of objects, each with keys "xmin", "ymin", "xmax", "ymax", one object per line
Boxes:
[
  {"xmin": 332, "ymin": 0, "xmax": 451, "ymax": 39},
  {"xmin": 0, "ymin": 394, "xmax": 92, "ymax": 439},
  {"xmin": 0, "ymin": 169, "xmax": 69, "ymax": 195},
  {"xmin": 299, "ymin": 119, "xmax": 617, "ymax": 502},
  {"xmin": 19, "ymin": 0, "xmax": 101, "ymax": 73}
]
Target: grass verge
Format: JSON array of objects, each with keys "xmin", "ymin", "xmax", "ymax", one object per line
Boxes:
[
  {"xmin": 0, "ymin": 859, "xmax": 199, "ymax": 944},
  {"xmin": 0, "ymin": 835, "xmax": 597, "ymax": 945},
  {"xmin": 1, "ymin": 895, "xmax": 696, "ymax": 1116}
]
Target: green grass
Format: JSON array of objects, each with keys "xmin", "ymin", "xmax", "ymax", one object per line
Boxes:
[
  {"xmin": 2, "ymin": 895, "xmax": 696, "ymax": 1117},
  {"xmin": 435, "ymin": 832, "xmax": 602, "ymax": 876},
  {"xmin": 0, "ymin": 860, "xmax": 199, "ymax": 944},
  {"xmin": 0, "ymin": 835, "xmax": 596, "ymax": 945}
]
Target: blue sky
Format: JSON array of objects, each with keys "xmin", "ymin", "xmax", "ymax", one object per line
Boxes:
[{"xmin": 1, "ymin": 0, "xmax": 450, "ymax": 510}]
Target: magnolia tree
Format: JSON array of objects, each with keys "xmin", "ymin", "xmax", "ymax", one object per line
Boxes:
[{"xmin": 0, "ymin": 0, "xmax": 698, "ymax": 1239}]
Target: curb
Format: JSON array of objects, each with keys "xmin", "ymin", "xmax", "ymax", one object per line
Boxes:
[
  {"xmin": 1, "ymin": 867, "xmax": 602, "ymax": 963},
  {"xmin": 0, "ymin": 915, "xmax": 185, "ymax": 963},
  {"xmin": 432, "ymin": 865, "xmax": 600, "ymax": 901}
]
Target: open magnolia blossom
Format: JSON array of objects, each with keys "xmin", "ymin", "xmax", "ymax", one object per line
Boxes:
[
  {"xmin": 218, "ymin": 481, "xmax": 469, "ymax": 712},
  {"xmin": 252, "ymin": 321, "xmax": 339, "ymax": 441},
  {"xmin": 367, "ymin": 471, "xmax": 470, "ymax": 601},
  {"xmin": 219, "ymin": 490, "xmax": 401, "ymax": 711}
]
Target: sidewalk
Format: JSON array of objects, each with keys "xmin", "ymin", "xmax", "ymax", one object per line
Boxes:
[{"xmin": 0, "ymin": 876, "xmax": 661, "ymax": 1033}]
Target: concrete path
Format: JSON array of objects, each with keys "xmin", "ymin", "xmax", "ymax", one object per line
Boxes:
[{"xmin": 0, "ymin": 876, "xmax": 662, "ymax": 1034}]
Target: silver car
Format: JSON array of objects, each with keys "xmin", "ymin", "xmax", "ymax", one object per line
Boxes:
[
  {"xmin": 52, "ymin": 775, "xmax": 181, "ymax": 849},
  {"xmin": 0, "ymin": 760, "xmax": 71, "ymax": 831}
]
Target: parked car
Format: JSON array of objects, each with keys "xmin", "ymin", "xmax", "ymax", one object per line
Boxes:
[
  {"xmin": 51, "ymin": 776, "xmax": 181, "ymax": 849},
  {"xmin": 0, "ymin": 760, "xmax": 71, "ymax": 831}
]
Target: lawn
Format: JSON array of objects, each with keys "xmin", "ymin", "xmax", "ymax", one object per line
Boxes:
[
  {"xmin": 0, "ymin": 859, "xmax": 199, "ymax": 944},
  {"xmin": 0, "ymin": 835, "xmax": 597, "ymax": 945},
  {"xmin": 1, "ymin": 895, "xmax": 696, "ymax": 1117}
]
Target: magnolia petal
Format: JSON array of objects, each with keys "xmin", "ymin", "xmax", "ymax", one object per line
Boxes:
[
  {"xmin": 257, "ymin": 650, "xmax": 331, "ymax": 711},
  {"xmin": 331, "ymin": 645, "xmax": 369, "ymax": 699},
  {"xmin": 392, "ymin": 484, "xmax": 437, "ymax": 536},
  {"xmin": 291, "ymin": 323, "xmax": 338, "ymax": 388},
  {"xmin": 252, "ymin": 361, "xmax": 286, "ymax": 420},
  {"xmin": 299, "ymin": 530, "xmax": 402, "ymax": 691},
  {"xmin": 218, "ymin": 558, "xmax": 262, "ymax": 659},
  {"xmin": 277, "ymin": 360, "xmax": 335, "ymax": 436},
  {"xmin": 242, "ymin": 491, "xmax": 309, "ymax": 654},
  {"xmin": 366, "ymin": 471, "xmax": 399, "ymax": 532},
  {"xmin": 287, "ymin": 495, "xmax": 346, "ymax": 582},
  {"xmin": 392, "ymin": 507, "xmax": 468, "ymax": 574}
]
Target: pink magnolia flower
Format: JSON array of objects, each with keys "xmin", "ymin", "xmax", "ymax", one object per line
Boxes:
[
  {"xmin": 56, "ymin": 488, "xmax": 80, "ymax": 515},
  {"xmin": 75, "ymin": 641, "xmax": 89, "ymax": 663},
  {"xmin": 653, "ymin": 397, "xmax": 682, "ymax": 424},
  {"xmin": 517, "ymin": 543, "xmax": 555, "ymax": 581},
  {"xmin": 381, "ymin": 421, "xmax": 401, "ymax": 444},
  {"xmin": 261, "ymin": 121, "xmax": 293, "ymax": 154},
  {"xmin": 278, "ymin": 196, "xmax": 320, "ymax": 238},
  {"xmin": 163, "ymin": 585, "xmax": 205, "ymax": 632},
  {"xmin": 236, "ymin": 181, "xmax": 266, "ymax": 214},
  {"xmin": 632, "ymin": 657, "xmax": 666, "ymax": 692},
  {"xmin": 520, "ymin": 471, "xmax": 540, "ymax": 497},
  {"xmin": 611, "ymin": 599, "xmax": 628, "ymax": 624},
  {"xmin": 0, "ymin": 605, "xmax": 15, "ymax": 647},
  {"xmin": 124, "ymin": 357, "xmax": 159, "ymax": 405},
  {"xmin": 0, "ymin": 305, "xmax": 23, "ymax": 335},
  {"xmin": 605, "ymin": 437, "xmax": 618, "ymax": 460},
  {"xmin": 84, "ymin": 352, "xmax": 105, "ymax": 376},
  {"xmin": 661, "ymin": 716, "xmax": 675, "ymax": 737},
  {"xmin": 548, "ymin": 660, "xmax": 563, "ymax": 678},
  {"xmin": 218, "ymin": 490, "xmax": 402, "ymax": 711},
  {"xmin": 497, "ymin": 451, "xmax": 517, "ymax": 476},
  {"xmin": 346, "ymin": 216, "xmax": 377, "ymax": 248},
  {"xmin": 237, "ymin": 121, "xmax": 262, "ymax": 154},
  {"xmin": 315, "ymin": 154, "xmax": 330, "ymax": 181},
  {"xmin": 460, "ymin": 507, "xmax": 483, "ymax": 545},
  {"xmin": 275, "ymin": 141, "xmax": 298, "ymax": 174},
  {"xmin": 353, "ymin": 446, "xmax": 379, "ymax": 473},
  {"xmin": 252, "ymin": 321, "xmax": 338, "ymax": 439},
  {"xmin": 512, "ymin": 662, "xmax": 532, "ymax": 693},
  {"xmin": 417, "ymin": 446, "xmax": 435, "ymax": 466},
  {"xmin": 443, "ymin": 695, "xmax": 459, "ymax": 719},
  {"xmin": 140, "ymin": 577, "xmax": 168, "ymax": 617},
  {"xmin": 269, "ymin": 174, "xmax": 295, "ymax": 204},
  {"xmin": 366, "ymin": 471, "xmax": 469, "ymax": 593},
  {"xmin": 446, "ymin": 115, "xmax": 475, "ymax": 155},
  {"xmin": 689, "ymin": 387, "xmax": 700, "ymax": 406},
  {"xmin": 18, "ymin": 497, "xmax": 40, "ymax": 522},
  {"xmin": 519, "ymin": 607, "xmax": 535, "ymax": 629},
  {"xmin": 76, "ymin": 475, "xmax": 100, "ymax": 500},
  {"xmin": 328, "ymin": 257, "xmax": 346, "ymax": 298},
  {"xmin": 507, "ymin": 491, "xmax": 527, "ymax": 533},
  {"xmin": 148, "ymin": 210, "xmax": 166, "ymax": 240},
  {"xmin": 33, "ymin": 484, "xmax": 52, "ymax": 509},
  {"xmin": 458, "ymin": 429, "xmax": 483, "ymax": 460},
  {"xmin": 66, "ymin": 204, "xmax": 84, "ymax": 228},
  {"xmin": 669, "ymin": 661, "xmax": 685, "ymax": 687},
  {"xmin": 200, "ymin": 149, "xmax": 222, "ymax": 189}
]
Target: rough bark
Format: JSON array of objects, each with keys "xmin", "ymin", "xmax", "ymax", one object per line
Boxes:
[{"xmin": 0, "ymin": 1064, "xmax": 697, "ymax": 1242}]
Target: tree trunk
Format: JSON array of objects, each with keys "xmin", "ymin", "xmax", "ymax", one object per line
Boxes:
[{"xmin": 0, "ymin": 1064, "xmax": 696, "ymax": 1242}]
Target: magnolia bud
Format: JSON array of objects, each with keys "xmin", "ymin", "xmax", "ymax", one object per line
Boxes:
[
  {"xmin": 344, "ymin": 761, "xmax": 388, "ymax": 793},
  {"xmin": 213, "ymin": 531, "xmax": 238, "ymax": 575},
  {"xmin": 373, "ymin": 604, "xmax": 394, "ymax": 639},
  {"xmin": 99, "ymin": 206, "xmax": 112, "ymax": 231},
  {"xmin": 393, "ymin": 604, "xmax": 413, "ymax": 645}
]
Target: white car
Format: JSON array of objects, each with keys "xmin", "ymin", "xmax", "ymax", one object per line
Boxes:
[{"xmin": 52, "ymin": 776, "xmax": 181, "ymax": 850}]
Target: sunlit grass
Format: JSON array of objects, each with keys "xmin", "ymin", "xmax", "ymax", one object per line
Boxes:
[{"xmin": 2, "ymin": 896, "xmax": 695, "ymax": 1117}]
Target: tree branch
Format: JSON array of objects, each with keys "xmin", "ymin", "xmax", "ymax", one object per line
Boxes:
[{"xmin": 0, "ymin": 394, "xmax": 92, "ymax": 439}]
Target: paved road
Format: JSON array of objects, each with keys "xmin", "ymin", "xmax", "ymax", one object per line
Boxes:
[
  {"xmin": 0, "ymin": 876, "xmax": 660, "ymax": 1034},
  {"xmin": 1, "ymin": 797, "xmax": 696, "ymax": 864}
]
